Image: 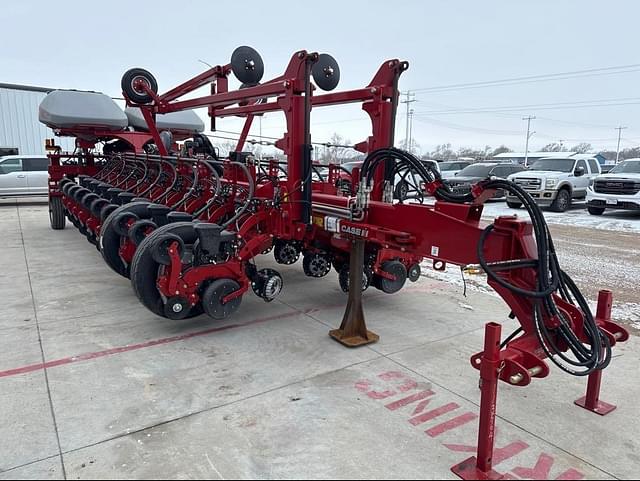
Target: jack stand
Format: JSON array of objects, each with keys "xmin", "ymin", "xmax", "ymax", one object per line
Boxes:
[
  {"xmin": 330, "ymin": 238, "xmax": 379, "ymax": 347},
  {"xmin": 575, "ymin": 290, "xmax": 617, "ymax": 416},
  {"xmin": 452, "ymin": 323, "xmax": 505, "ymax": 480}
]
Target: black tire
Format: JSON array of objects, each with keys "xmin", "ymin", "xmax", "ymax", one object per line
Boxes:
[
  {"xmin": 506, "ymin": 201, "xmax": 522, "ymax": 209},
  {"xmin": 150, "ymin": 233, "xmax": 185, "ymax": 265},
  {"xmin": 550, "ymin": 188, "xmax": 571, "ymax": 213},
  {"xmin": 49, "ymin": 197, "xmax": 66, "ymax": 230},
  {"xmin": 202, "ymin": 279, "xmax": 243, "ymax": 320},
  {"xmin": 129, "ymin": 219, "xmax": 157, "ymax": 246},
  {"xmin": 375, "ymin": 261, "xmax": 408, "ymax": 294},
  {"xmin": 588, "ymin": 206, "xmax": 605, "ymax": 216},
  {"xmin": 130, "ymin": 222, "xmax": 200, "ymax": 318},
  {"xmin": 100, "ymin": 202, "xmax": 152, "ymax": 278},
  {"xmin": 121, "ymin": 68, "xmax": 158, "ymax": 105}
]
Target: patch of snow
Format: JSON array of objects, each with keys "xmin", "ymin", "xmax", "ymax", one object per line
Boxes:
[{"xmin": 481, "ymin": 202, "xmax": 640, "ymax": 234}]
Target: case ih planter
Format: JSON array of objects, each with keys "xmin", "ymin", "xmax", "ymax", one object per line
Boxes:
[{"xmin": 41, "ymin": 47, "xmax": 628, "ymax": 477}]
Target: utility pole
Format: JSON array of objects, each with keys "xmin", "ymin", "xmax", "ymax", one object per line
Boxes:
[
  {"xmin": 408, "ymin": 109, "xmax": 415, "ymax": 153},
  {"xmin": 615, "ymin": 126, "xmax": 627, "ymax": 163},
  {"xmin": 522, "ymin": 116, "xmax": 536, "ymax": 167},
  {"xmin": 401, "ymin": 91, "xmax": 417, "ymax": 149}
]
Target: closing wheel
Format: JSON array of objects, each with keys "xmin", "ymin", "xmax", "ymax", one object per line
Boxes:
[
  {"xmin": 202, "ymin": 279, "xmax": 243, "ymax": 320},
  {"xmin": 49, "ymin": 197, "xmax": 66, "ymax": 230},
  {"xmin": 251, "ymin": 268, "xmax": 283, "ymax": 302},
  {"xmin": 100, "ymin": 201, "xmax": 152, "ymax": 277},
  {"xmin": 121, "ymin": 68, "xmax": 158, "ymax": 105},
  {"xmin": 375, "ymin": 261, "xmax": 408, "ymax": 294},
  {"xmin": 274, "ymin": 240, "xmax": 300, "ymax": 265},
  {"xmin": 302, "ymin": 253, "xmax": 332, "ymax": 278},
  {"xmin": 130, "ymin": 222, "xmax": 200, "ymax": 318},
  {"xmin": 230, "ymin": 46, "xmax": 264, "ymax": 85}
]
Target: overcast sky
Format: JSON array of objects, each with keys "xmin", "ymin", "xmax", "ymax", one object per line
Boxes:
[{"xmin": 3, "ymin": 0, "xmax": 640, "ymax": 154}]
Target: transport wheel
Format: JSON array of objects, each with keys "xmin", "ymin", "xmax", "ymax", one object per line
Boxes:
[
  {"xmin": 202, "ymin": 279, "xmax": 242, "ymax": 320},
  {"xmin": 374, "ymin": 261, "xmax": 408, "ymax": 294},
  {"xmin": 100, "ymin": 201, "xmax": 152, "ymax": 278},
  {"xmin": 506, "ymin": 201, "xmax": 522, "ymax": 209},
  {"xmin": 49, "ymin": 197, "xmax": 66, "ymax": 230},
  {"xmin": 130, "ymin": 222, "xmax": 202, "ymax": 319},
  {"xmin": 550, "ymin": 189, "xmax": 571, "ymax": 212},
  {"xmin": 121, "ymin": 68, "xmax": 158, "ymax": 105},
  {"xmin": 588, "ymin": 206, "xmax": 605, "ymax": 216}
]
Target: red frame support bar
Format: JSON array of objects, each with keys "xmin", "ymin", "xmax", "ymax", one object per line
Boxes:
[{"xmin": 451, "ymin": 323, "xmax": 505, "ymax": 480}]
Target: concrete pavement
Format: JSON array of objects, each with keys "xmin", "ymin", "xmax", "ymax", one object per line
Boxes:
[{"xmin": 0, "ymin": 202, "xmax": 637, "ymax": 480}]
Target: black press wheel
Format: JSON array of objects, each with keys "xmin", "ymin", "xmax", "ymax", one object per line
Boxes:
[
  {"xmin": 550, "ymin": 189, "xmax": 571, "ymax": 213},
  {"xmin": 202, "ymin": 279, "xmax": 243, "ymax": 320},
  {"xmin": 121, "ymin": 68, "xmax": 158, "ymax": 105},
  {"xmin": 49, "ymin": 197, "xmax": 66, "ymax": 230},
  {"xmin": 374, "ymin": 261, "xmax": 408, "ymax": 294}
]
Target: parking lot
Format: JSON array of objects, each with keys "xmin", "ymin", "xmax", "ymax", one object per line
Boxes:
[{"xmin": 0, "ymin": 200, "xmax": 638, "ymax": 480}]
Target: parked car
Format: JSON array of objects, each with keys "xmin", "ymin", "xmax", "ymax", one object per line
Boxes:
[
  {"xmin": 438, "ymin": 160, "xmax": 472, "ymax": 179},
  {"xmin": 395, "ymin": 159, "xmax": 440, "ymax": 199},
  {"xmin": 446, "ymin": 162, "xmax": 525, "ymax": 199},
  {"xmin": 586, "ymin": 158, "xmax": 640, "ymax": 215},
  {"xmin": 600, "ymin": 164, "xmax": 616, "ymax": 174},
  {"xmin": 506, "ymin": 156, "xmax": 601, "ymax": 212},
  {"xmin": 0, "ymin": 155, "xmax": 50, "ymax": 197}
]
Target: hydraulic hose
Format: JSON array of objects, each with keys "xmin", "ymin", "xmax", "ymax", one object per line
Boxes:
[{"xmin": 359, "ymin": 148, "xmax": 611, "ymax": 377}]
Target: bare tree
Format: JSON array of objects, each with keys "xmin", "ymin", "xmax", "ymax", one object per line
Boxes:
[
  {"xmin": 570, "ymin": 143, "xmax": 593, "ymax": 154},
  {"xmin": 541, "ymin": 142, "xmax": 568, "ymax": 152}
]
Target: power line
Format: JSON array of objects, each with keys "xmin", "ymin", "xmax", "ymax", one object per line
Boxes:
[
  {"xmin": 407, "ymin": 63, "xmax": 640, "ymax": 93},
  {"xmin": 411, "ymin": 97, "xmax": 640, "ymax": 116}
]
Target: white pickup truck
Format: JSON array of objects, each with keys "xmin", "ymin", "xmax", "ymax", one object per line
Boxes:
[
  {"xmin": 586, "ymin": 158, "xmax": 640, "ymax": 215},
  {"xmin": 506, "ymin": 155, "xmax": 601, "ymax": 212}
]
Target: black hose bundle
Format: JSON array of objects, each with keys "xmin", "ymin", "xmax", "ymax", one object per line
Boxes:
[{"xmin": 359, "ymin": 148, "xmax": 611, "ymax": 377}]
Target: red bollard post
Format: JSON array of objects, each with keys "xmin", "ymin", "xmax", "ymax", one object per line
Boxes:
[
  {"xmin": 452, "ymin": 323, "xmax": 505, "ymax": 480},
  {"xmin": 574, "ymin": 290, "xmax": 617, "ymax": 416}
]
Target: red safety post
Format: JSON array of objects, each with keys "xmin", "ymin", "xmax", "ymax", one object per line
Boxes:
[
  {"xmin": 574, "ymin": 290, "xmax": 617, "ymax": 416},
  {"xmin": 452, "ymin": 322, "xmax": 505, "ymax": 480}
]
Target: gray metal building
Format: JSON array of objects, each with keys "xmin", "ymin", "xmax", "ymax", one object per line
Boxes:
[{"xmin": 0, "ymin": 83, "xmax": 74, "ymax": 155}]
